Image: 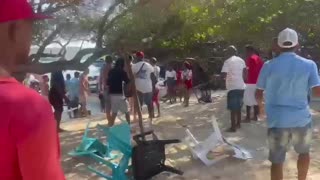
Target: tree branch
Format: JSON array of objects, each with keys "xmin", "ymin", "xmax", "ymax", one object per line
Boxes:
[
  {"xmin": 19, "ymin": 48, "xmax": 110, "ymax": 74},
  {"xmin": 31, "ymin": 24, "xmax": 65, "ymax": 63},
  {"xmin": 96, "ymin": 0, "xmax": 122, "ymax": 48},
  {"xmin": 43, "ymin": 3, "xmax": 73, "ymax": 14},
  {"xmin": 98, "ymin": 0, "xmax": 153, "ymax": 47}
]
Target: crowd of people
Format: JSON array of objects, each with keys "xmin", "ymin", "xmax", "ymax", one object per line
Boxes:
[
  {"xmin": 222, "ymin": 28, "xmax": 320, "ymax": 180},
  {"xmin": 98, "ymin": 51, "xmax": 194, "ymax": 126}
]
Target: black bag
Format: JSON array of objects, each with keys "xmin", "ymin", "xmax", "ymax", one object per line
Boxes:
[{"xmin": 132, "ymin": 131, "xmax": 183, "ymax": 180}]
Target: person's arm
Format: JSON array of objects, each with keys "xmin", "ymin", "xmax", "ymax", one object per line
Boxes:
[
  {"xmin": 99, "ymin": 67, "xmax": 105, "ymax": 92},
  {"xmin": 123, "ymin": 71, "xmax": 130, "ymax": 85},
  {"xmin": 12, "ymin": 99, "xmax": 65, "ymax": 180},
  {"xmin": 255, "ymin": 63, "xmax": 269, "ymax": 103},
  {"xmin": 221, "ymin": 61, "xmax": 228, "ymax": 80},
  {"xmin": 309, "ymin": 62, "xmax": 320, "ymax": 97},
  {"xmin": 243, "ymin": 59, "xmax": 249, "ymax": 82}
]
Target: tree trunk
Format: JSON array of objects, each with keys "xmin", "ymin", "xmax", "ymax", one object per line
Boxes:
[
  {"xmin": 19, "ymin": 48, "xmax": 110, "ymax": 74},
  {"xmin": 124, "ymin": 54, "xmax": 145, "ymax": 138}
]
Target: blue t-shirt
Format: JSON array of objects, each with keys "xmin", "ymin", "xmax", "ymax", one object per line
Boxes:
[
  {"xmin": 68, "ymin": 78, "xmax": 80, "ymax": 100},
  {"xmin": 257, "ymin": 52, "xmax": 320, "ymax": 128}
]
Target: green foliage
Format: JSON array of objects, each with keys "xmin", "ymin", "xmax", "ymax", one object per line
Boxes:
[{"xmin": 105, "ymin": 0, "xmax": 320, "ymax": 52}]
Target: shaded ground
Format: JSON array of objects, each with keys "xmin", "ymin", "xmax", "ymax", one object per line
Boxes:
[{"xmin": 60, "ymin": 92, "xmax": 320, "ymax": 180}]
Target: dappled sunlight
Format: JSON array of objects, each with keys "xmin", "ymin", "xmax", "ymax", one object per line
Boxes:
[{"xmin": 59, "ymin": 95, "xmax": 320, "ymax": 179}]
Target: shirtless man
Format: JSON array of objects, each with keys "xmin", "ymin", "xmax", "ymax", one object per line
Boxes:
[
  {"xmin": 99, "ymin": 56, "xmax": 113, "ymax": 120},
  {"xmin": 80, "ymin": 68, "xmax": 90, "ymax": 116}
]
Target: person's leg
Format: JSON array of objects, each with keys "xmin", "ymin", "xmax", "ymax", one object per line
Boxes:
[
  {"xmin": 67, "ymin": 103, "xmax": 72, "ymax": 119},
  {"xmin": 271, "ymin": 164, "xmax": 283, "ymax": 180},
  {"xmin": 254, "ymin": 105, "xmax": 259, "ymax": 121},
  {"xmin": 55, "ymin": 105, "xmax": 64, "ymax": 132},
  {"xmin": 108, "ymin": 112, "xmax": 117, "ymax": 127},
  {"xmin": 268, "ymin": 128, "xmax": 290, "ymax": 180},
  {"xmin": 144, "ymin": 93, "xmax": 154, "ymax": 122},
  {"xmin": 228, "ymin": 110, "xmax": 237, "ymax": 132},
  {"xmin": 54, "ymin": 110, "xmax": 62, "ymax": 131},
  {"xmin": 104, "ymin": 90, "xmax": 111, "ymax": 121},
  {"xmin": 293, "ymin": 123, "xmax": 312, "ymax": 180},
  {"xmin": 236, "ymin": 110, "xmax": 241, "ymax": 129},
  {"xmin": 156, "ymin": 100, "xmax": 160, "ymax": 117},
  {"xmin": 297, "ymin": 154, "xmax": 310, "ymax": 180},
  {"xmin": 184, "ymin": 89, "xmax": 190, "ymax": 107},
  {"xmin": 245, "ymin": 106, "xmax": 251, "ymax": 122},
  {"xmin": 108, "ymin": 96, "xmax": 119, "ymax": 127}
]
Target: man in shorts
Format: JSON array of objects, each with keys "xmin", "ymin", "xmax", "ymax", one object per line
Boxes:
[
  {"xmin": 132, "ymin": 51, "xmax": 157, "ymax": 121},
  {"xmin": 256, "ymin": 28, "xmax": 320, "ymax": 180},
  {"xmin": 100, "ymin": 56, "xmax": 113, "ymax": 119},
  {"xmin": 243, "ymin": 45, "xmax": 264, "ymax": 122},
  {"xmin": 107, "ymin": 58, "xmax": 130, "ymax": 126},
  {"xmin": 221, "ymin": 46, "xmax": 246, "ymax": 132},
  {"xmin": 0, "ymin": 0, "xmax": 65, "ymax": 179}
]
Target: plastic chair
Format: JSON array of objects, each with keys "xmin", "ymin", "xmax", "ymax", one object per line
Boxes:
[
  {"xmin": 97, "ymin": 122, "xmax": 132, "ymax": 156},
  {"xmin": 69, "ymin": 122, "xmax": 106, "ymax": 157},
  {"xmin": 184, "ymin": 116, "xmax": 252, "ymax": 166},
  {"xmin": 88, "ymin": 122, "xmax": 132, "ymax": 180},
  {"xmin": 132, "ymin": 130, "xmax": 183, "ymax": 180}
]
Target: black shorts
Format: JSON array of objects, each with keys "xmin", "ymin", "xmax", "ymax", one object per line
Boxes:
[{"xmin": 49, "ymin": 90, "xmax": 63, "ymax": 112}]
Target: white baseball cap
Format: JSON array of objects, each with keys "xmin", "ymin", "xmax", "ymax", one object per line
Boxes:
[{"xmin": 277, "ymin": 28, "xmax": 299, "ymax": 48}]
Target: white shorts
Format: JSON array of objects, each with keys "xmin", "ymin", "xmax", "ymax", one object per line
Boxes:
[
  {"xmin": 110, "ymin": 95, "xmax": 129, "ymax": 114},
  {"xmin": 243, "ymin": 84, "xmax": 257, "ymax": 106}
]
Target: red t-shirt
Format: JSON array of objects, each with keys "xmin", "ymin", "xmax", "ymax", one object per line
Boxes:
[
  {"xmin": 176, "ymin": 70, "xmax": 183, "ymax": 85},
  {"xmin": 0, "ymin": 78, "xmax": 65, "ymax": 180},
  {"xmin": 246, "ymin": 54, "xmax": 264, "ymax": 84}
]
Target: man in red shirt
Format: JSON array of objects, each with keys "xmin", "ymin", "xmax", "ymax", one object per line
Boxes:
[
  {"xmin": 243, "ymin": 45, "xmax": 264, "ymax": 122},
  {"xmin": 0, "ymin": 0, "xmax": 65, "ymax": 179}
]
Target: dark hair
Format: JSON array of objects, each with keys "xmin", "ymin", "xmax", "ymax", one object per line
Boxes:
[
  {"xmin": 105, "ymin": 55, "xmax": 112, "ymax": 63},
  {"xmin": 74, "ymin": 72, "xmax": 80, "ymax": 77},
  {"xmin": 245, "ymin": 45, "xmax": 259, "ymax": 56},
  {"xmin": 51, "ymin": 71, "xmax": 65, "ymax": 89},
  {"xmin": 115, "ymin": 58, "xmax": 125, "ymax": 69}
]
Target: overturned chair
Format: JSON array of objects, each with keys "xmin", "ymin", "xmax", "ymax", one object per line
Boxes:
[
  {"xmin": 184, "ymin": 116, "xmax": 252, "ymax": 166},
  {"xmin": 132, "ymin": 131, "xmax": 184, "ymax": 180},
  {"xmin": 68, "ymin": 122, "xmax": 106, "ymax": 157},
  {"xmin": 87, "ymin": 122, "xmax": 132, "ymax": 180}
]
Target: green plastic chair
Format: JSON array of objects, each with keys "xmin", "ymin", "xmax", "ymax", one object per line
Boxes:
[
  {"xmin": 88, "ymin": 122, "xmax": 132, "ymax": 180},
  {"xmin": 68, "ymin": 122, "xmax": 106, "ymax": 157}
]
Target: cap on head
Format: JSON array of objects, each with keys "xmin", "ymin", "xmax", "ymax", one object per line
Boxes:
[
  {"xmin": 151, "ymin": 57, "xmax": 157, "ymax": 63},
  {"xmin": 136, "ymin": 51, "xmax": 144, "ymax": 59},
  {"xmin": 225, "ymin": 45, "xmax": 238, "ymax": 54},
  {"xmin": 0, "ymin": 0, "xmax": 51, "ymax": 23},
  {"xmin": 278, "ymin": 28, "xmax": 299, "ymax": 49}
]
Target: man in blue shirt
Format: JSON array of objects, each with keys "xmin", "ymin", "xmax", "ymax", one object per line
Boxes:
[{"xmin": 256, "ymin": 28, "xmax": 320, "ymax": 180}]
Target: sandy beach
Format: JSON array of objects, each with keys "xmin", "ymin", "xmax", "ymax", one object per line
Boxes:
[{"xmin": 60, "ymin": 92, "xmax": 320, "ymax": 180}]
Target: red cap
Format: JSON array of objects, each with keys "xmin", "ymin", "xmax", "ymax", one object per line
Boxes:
[
  {"xmin": 0, "ymin": 0, "xmax": 51, "ymax": 23},
  {"xmin": 136, "ymin": 51, "xmax": 145, "ymax": 58}
]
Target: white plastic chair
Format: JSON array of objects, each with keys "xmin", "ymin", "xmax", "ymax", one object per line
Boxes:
[{"xmin": 184, "ymin": 116, "xmax": 252, "ymax": 166}]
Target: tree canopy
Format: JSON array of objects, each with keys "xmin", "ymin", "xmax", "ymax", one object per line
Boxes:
[
  {"xmin": 104, "ymin": 0, "xmax": 320, "ymax": 54},
  {"xmin": 24, "ymin": 0, "xmax": 320, "ymax": 74}
]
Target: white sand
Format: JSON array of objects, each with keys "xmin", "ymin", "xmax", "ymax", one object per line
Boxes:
[{"xmin": 60, "ymin": 93, "xmax": 320, "ymax": 180}]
